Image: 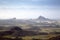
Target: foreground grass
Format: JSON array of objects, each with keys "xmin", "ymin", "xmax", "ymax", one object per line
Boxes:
[{"xmin": 1, "ymin": 34, "xmax": 60, "ymax": 40}]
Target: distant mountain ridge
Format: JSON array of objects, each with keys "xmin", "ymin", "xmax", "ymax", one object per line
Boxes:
[{"xmin": 0, "ymin": 16, "xmax": 57, "ymax": 25}]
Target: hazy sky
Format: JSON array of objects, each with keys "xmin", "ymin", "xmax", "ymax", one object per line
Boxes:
[{"xmin": 0, "ymin": 0, "xmax": 60, "ymax": 19}]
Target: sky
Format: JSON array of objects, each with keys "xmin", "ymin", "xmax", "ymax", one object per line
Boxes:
[{"xmin": 0, "ymin": 0, "xmax": 60, "ymax": 19}]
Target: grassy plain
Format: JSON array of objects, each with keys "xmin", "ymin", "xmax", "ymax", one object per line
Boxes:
[{"xmin": 0, "ymin": 28, "xmax": 60, "ymax": 40}]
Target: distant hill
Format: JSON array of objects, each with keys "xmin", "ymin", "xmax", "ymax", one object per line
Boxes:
[{"xmin": 37, "ymin": 16, "xmax": 51, "ymax": 21}]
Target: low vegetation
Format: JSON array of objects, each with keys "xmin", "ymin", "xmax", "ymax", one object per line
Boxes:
[{"xmin": 0, "ymin": 26, "xmax": 60, "ymax": 40}]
